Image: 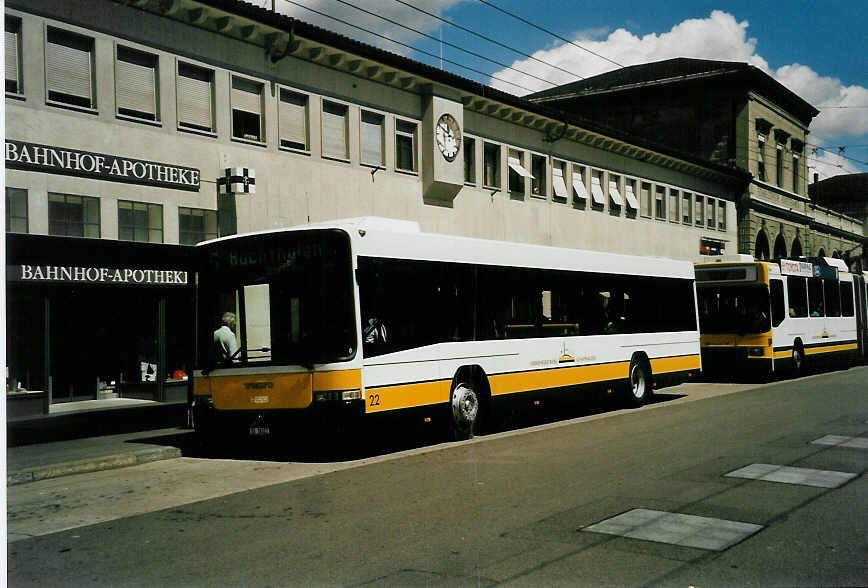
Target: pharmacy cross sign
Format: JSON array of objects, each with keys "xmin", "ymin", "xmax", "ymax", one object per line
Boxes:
[{"xmin": 217, "ymin": 167, "xmax": 256, "ymax": 194}]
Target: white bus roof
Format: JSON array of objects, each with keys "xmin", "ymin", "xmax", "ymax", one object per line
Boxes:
[{"xmin": 200, "ymin": 217, "xmax": 695, "ymax": 280}]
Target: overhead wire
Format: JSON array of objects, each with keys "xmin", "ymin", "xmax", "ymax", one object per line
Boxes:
[{"xmin": 278, "ymin": 0, "xmax": 540, "ymax": 93}]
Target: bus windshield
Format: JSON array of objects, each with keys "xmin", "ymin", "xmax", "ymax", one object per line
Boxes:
[
  {"xmin": 197, "ymin": 229, "xmax": 356, "ymax": 368},
  {"xmin": 697, "ymin": 285, "xmax": 771, "ymax": 334}
]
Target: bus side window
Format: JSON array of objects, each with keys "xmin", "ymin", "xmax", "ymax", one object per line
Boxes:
[
  {"xmin": 808, "ymin": 278, "xmax": 824, "ymax": 317},
  {"xmin": 841, "ymin": 281, "xmax": 854, "ymax": 317},
  {"xmin": 824, "ymin": 280, "xmax": 841, "ymax": 317},
  {"xmin": 770, "ymin": 280, "xmax": 785, "ymax": 327},
  {"xmin": 786, "ymin": 276, "xmax": 808, "ymax": 317}
]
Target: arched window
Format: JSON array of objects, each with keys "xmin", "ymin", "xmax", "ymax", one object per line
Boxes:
[
  {"xmin": 791, "ymin": 237, "xmax": 802, "ymax": 258},
  {"xmin": 817, "ymin": 248, "xmax": 826, "ymax": 258},
  {"xmin": 832, "ymin": 250, "xmax": 840, "ymax": 259},
  {"xmin": 773, "ymin": 234, "xmax": 787, "ymax": 259},
  {"xmin": 754, "ymin": 230, "xmax": 770, "ymax": 260}
]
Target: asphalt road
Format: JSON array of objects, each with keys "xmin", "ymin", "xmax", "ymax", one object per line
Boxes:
[{"xmin": 8, "ymin": 367, "xmax": 868, "ymax": 587}]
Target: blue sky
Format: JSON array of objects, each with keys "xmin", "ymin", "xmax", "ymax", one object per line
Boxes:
[{"xmin": 271, "ymin": 0, "xmax": 867, "ymax": 177}]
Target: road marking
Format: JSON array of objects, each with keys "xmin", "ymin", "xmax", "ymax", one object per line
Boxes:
[
  {"xmin": 724, "ymin": 463, "xmax": 856, "ymax": 488},
  {"xmin": 583, "ymin": 508, "xmax": 762, "ymax": 551},
  {"xmin": 811, "ymin": 435, "xmax": 868, "ymax": 450}
]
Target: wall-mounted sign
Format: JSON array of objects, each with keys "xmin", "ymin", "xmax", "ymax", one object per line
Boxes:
[
  {"xmin": 5, "ymin": 140, "xmax": 200, "ymax": 192},
  {"xmin": 217, "ymin": 167, "xmax": 255, "ymax": 194},
  {"xmin": 7, "ymin": 265, "xmax": 189, "ymax": 286}
]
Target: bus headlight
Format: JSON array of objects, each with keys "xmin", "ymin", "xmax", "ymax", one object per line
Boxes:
[{"xmin": 749, "ymin": 347, "xmax": 765, "ymax": 356}]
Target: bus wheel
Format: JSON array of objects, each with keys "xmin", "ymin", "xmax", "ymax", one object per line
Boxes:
[
  {"xmin": 792, "ymin": 342, "xmax": 805, "ymax": 376},
  {"xmin": 627, "ymin": 356, "xmax": 652, "ymax": 407},
  {"xmin": 450, "ymin": 383, "xmax": 479, "ymax": 441}
]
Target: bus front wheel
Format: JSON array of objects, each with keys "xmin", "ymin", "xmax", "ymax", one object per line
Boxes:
[
  {"xmin": 450, "ymin": 383, "xmax": 479, "ymax": 441},
  {"xmin": 792, "ymin": 342, "xmax": 805, "ymax": 376},
  {"xmin": 627, "ymin": 356, "xmax": 652, "ymax": 407}
]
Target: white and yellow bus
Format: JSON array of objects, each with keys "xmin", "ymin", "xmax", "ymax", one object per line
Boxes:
[
  {"xmin": 192, "ymin": 218, "xmax": 701, "ymax": 443},
  {"xmin": 695, "ymin": 256, "xmax": 868, "ymax": 375}
]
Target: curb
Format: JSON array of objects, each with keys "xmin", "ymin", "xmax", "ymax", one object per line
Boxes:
[{"xmin": 7, "ymin": 446, "xmax": 182, "ymax": 486}]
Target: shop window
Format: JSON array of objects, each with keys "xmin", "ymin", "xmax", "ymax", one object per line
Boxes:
[
  {"xmin": 694, "ymin": 194, "xmax": 704, "ymax": 226},
  {"xmin": 179, "ymin": 207, "xmax": 217, "ymax": 245},
  {"xmin": 668, "ymin": 188, "xmax": 679, "ymax": 222},
  {"xmin": 483, "ymin": 142, "xmax": 501, "ymax": 188},
  {"xmin": 360, "ymin": 110, "xmax": 384, "ymax": 166},
  {"xmin": 48, "ymin": 193, "xmax": 100, "ymax": 238},
  {"xmin": 531, "ymin": 154, "xmax": 546, "ymax": 198},
  {"xmin": 5, "ymin": 187, "xmax": 28, "ymax": 233},
  {"xmin": 279, "ymin": 88, "xmax": 308, "ymax": 151},
  {"xmin": 508, "ymin": 149, "xmax": 530, "ymax": 198},
  {"xmin": 118, "ymin": 200, "xmax": 162, "ymax": 243},
  {"xmin": 46, "ymin": 27, "xmax": 95, "ymax": 109},
  {"xmin": 551, "ymin": 160, "xmax": 568, "ymax": 203},
  {"xmin": 464, "ymin": 137, "xmax": 476, "ymax": 184},
  {"xmin": 640, "ymin": 182, "xmax": 651, "ymax": 217},
  {"xmin": 231, "ymin": 76, "xmax": 264, "ymax": 142},
  {"xmin": 682, "ymin": 192, "xmax": 692, "ymax": 224},
  {"xmin": 116, "ymin": 46, "xmax": 159, "ymax": 122},
  {"xmin": 177, "ymin": 62, "xmax": 214, "ymax": 133},
  {"xmin": 718, "ymin": 200, "xmax": 726, "ymax": 230},
  {"xmin": 757, "ymin": 136, "xmax": 766, "ymax": 182},
  {"xmin": 706, "ymin": 197, "xmax": 716, "ymax": 229},
  {"xmin": 321, "ymin": 100, "xmax": 349, "ymax": 160},
  {"xmin": 654, "ymin": 185, "xmax": 666, "ymax": 219},
  {"xmin": 5, "ymin": 17, "xmax": 22, "ymax": 95},
  {"xmin": 395, "ymin": 119, "xmax": 417, "ymax": 172}
]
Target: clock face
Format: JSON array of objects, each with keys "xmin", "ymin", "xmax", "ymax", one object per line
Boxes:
[{"xmin": 435, "ymin": 113, "xmax": 461, "ymax": 162}]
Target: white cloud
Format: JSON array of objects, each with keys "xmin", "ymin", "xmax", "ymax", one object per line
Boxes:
[
  {"xmin": 488, "ymin": 10, "xmax": 868, "ymax": 144},
  {"xmin": 808, "ymin": 148, "xmax": 862, "ymax": 180}
]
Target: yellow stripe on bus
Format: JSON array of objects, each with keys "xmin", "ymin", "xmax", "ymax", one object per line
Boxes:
[
  {"xmin": 313, "ymin": 368, "xmax": 362, "ymax": 391},
  {"xmin": 804, "ymin": 343, "xmax": 858, "ymax": 355},
  {"xmin": 365, "ymin": 380, "xmax": 449, "ymax": 413},
  {"xmin": 650, "ymin": 354, "xmax": 702, "ymax": 374},
  {"xmin": 488, "ymin": 361, "xmax": 631, "ymax": 396}
]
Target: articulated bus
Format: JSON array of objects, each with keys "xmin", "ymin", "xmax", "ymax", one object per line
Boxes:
[
  {"xmin": 695, "ymin": 256, "xmax": 868, "ymax": 375},
  {"xmin": 192, "ymin": 218, "xmax": 701, "ymax": 444}
]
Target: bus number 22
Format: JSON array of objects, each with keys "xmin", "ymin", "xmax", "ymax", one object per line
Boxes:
[{"xmin": 368, "ymin": 393, "xmax": 380, "ymax": 407}]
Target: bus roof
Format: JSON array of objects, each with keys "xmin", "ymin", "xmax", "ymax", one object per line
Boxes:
[{"xmin": 199, "ymin": 217, "xmax": 695, "ymax": 280}]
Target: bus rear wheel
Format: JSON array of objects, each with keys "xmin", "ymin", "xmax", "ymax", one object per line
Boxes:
[
  {"xmin": 450, "ymin": 383, "xmax": 479, "ymax": 441},
  {"xmin": 627, "ymin": 356, "xmax": 652, "ymax": 407},
  {"xmin": 792, "ymin": 342, "xmax": 805, "ymax": 376}
]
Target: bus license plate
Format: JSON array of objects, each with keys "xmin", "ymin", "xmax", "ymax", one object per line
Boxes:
[{"xmin": 249, "ymin": 424, "xmax": 270, "ymax": 437}]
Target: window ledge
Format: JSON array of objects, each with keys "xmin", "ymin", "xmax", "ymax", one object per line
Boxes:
[
  {"xmin": 279, "ymin": 146, "xmax": 311, "ymax": 156},
  {"xmin": 6, "ymin": 92, "xmax": 26, "ymax": 101},
  {"xmin": 482, "ymin": 184, "xmax": 501, "ymax": 191},
  {"xmin": 530, "ymin": 193, "xmax": 547, "ymax": 200},
  {"xmin": 178, "ymin": 126, "xmax": 217, "ymax": 139},
  {"xmin": 552, "ymin": 196, "xmax": 568, "ymax": 204},
  {"xmin": 116, "ymin": 113, "xmax": 162, "ymax": 128},
  {"xmin": 464, "ymin": 181, "xmax": 477, "ymax": 187},
  {"xmin": 361, "ymin": 161, "xmax": 386, "ymax": 170},
  {"xmin": 231, "ymin": 136, "xmax": 267, "ymax": 148},
  {"xmin": 322, "ymin": 154, "xmax": 351, "ymax": 164},
  {"xmin": 46, "ymin": 100, "xmax": 98, "ymax": 115},
  {"xmin": 395, "ymin": 168, "xmax": 418, "ymax": 177}
]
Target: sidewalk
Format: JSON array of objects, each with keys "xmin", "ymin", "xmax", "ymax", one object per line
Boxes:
[{"xmin": 7, "ymin": 399, "xmax": 192, "ymax": 486}]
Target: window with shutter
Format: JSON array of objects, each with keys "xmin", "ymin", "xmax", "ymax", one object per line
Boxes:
[
  {"xmin": 360, "ymin": 111, "xmax": 384, "ymax": 166},
  {"xmin": 232, "ymin": 76, "xmax": 264, "ymax": 142},
  {"xmin": 46, "ymin": 28, "xmax": 94, "ymax": 109},
  {"xmin": 116, "ymin": 46, "xmax": 158, "ymax": 121},
  {"xmin": 322, "ymin": 100, "xmax": 348, "ymax": 160},
  {"xmin": 279, "ymin": 88, "xmax": 308, "ymax": 151},
  {"xmin": 5, "ymin": 17, "xmax": 21, "ymax": 94},
  {"xmin": 177, "ymin": 62, "xmax": 214, "ymax": 132}
]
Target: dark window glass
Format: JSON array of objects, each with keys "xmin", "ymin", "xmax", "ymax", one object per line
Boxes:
[
  {"xmin": 179, "ymin": 207, "xmax": 217, "ymax": 245},
  {"xmin": 395, "ymin": 120, "xmax": 416, "ymax": 172},
  {"xmin": 824, "ymin": 280, "xmax": 841, "ymax": 317},
  {"xmin": 787, "ymin": 276, "xmax": 808, "ymax": 318},
  {"xmin": 118, "ymin": 200, "xmax": 162, "ymax": 243},
  {"xmin": 841, "ymin": 281, "xmax": 854, "ymax": 317},
  {"xmin": 464, "ymin": 137, "xmax": 476, "ymax": 184},
  {"xmin": 6, "ymin": 187, "xmax": 28, "ymax": 233},
  {"xmin": 48, "ymin": 193, "xmax": 99, "ymax": 237},
  {"xmin": 808, "ymin": 278, "xmax": 824, "ymax": 317},
  {"xmin": 697, "ymin": 285, "xmax": 770, "ymax": 334},
  {"xmin": 770, "ymin": 280, "xmax": 785, "ymax": 327},
  {"xmin": 483, "ymin": 143, "xmax": 500, "ymax": 188}
]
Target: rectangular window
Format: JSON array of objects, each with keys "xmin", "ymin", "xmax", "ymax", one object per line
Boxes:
[
  {"xmin": 321, "ymin": 100, "xmax": 349, "ymax": 160},
  {"xmin": 177, "ymin": 62, "xmax": 214, "ymax": 133},
  {"xmin": 589, "ymin": 170, "xmax": 606, "ymax": 207},
  {"xmin": 608, "ymin": 174, "xmax": 624, "ymax": 209},
  {"xmin": 787, "ymin": 276, "xmax": 808, "ymax": 317},
  {"xmin": 508, "ymin": 149, "xmax": 529, "ymax": 197},
  {"xmin": 776, "ymin": 143, "xmax": 784, "ymax": 186},
  {"xmin": 792, "ymin": 153, "xmax": 800, "ymax": 194},
  {"xmin": 464, "ymin": 137, "xmax": 476, "ymax": 184},
  {"xmin": 46, "ymin": 27, "xmax": 95, "ymax": 109},
  {"xmin": 682, "ymin": 192, "xmax": 692, "ymax": 224},
  {"xmin": 118, "ymin": 200, "xmax": 163, "ymax": 243},
  {"xmin": 654, "ymin": 185, "xmax": 666, "ymax": 219},
  {"xmin": 572, "ymin": 166, "xmax": 588, "ymax": 205},
  {"xmin": 5, "ymin": 187, "xmax": 28, "ymax": 233},
  {"xmin": 668, "ymin": 188, "xmax": 679, "ymax": 222},
  {"xmin": 551, "ymin": 160, "xmax": 568, "ymax": 202},
  {"xmin": 6, "ymin": 17, "xmax": 22, "ymax": 94},
  {"xmin": 757, "ymin": 136, "xmax": 766, "ymax": 182},
  {"xmin": 623, "ymin": 178, "xmax": 639, "ymax": 212},
  {"xmin": 640, "ymin": 182, "xmax": 651, "ymax": 217},
  {"xmin": 279, "ymin": 88, "xmax": 308, "ymax": 151},
  {"xmin": 483, "ymin": 142, "xmax": 500, "ymax": 188},
  {"xmin": 531, "ymin": 154, "xmax": 546, "ymax": 198},
  {"xmin": 395, "ymin": 119, "xmax": 417, "ymax": 172},
  {"xmin": 116, "ymin": 46, "xmax": 158, "ymax": 121},
  {"xmin": 179, "ymin": 207, "xmax": 217, "ymax": 245},
  {"xmin": 695, "ymin": 194, "xmax": 704, "ymax": 226},
  {"xmin": 841, "ymin": 281, "xmax": 854, "ymax": 317},
  {"xmin": 48, "ymin": 193, "xmax": 100, "ymax": 238},
  {"xmin": 706, "ymin": 197, "xmax": 716, "ymax": 229},
  {"xmin": 360, "ymin": 110, "xmax": 384, "ymax": 166},
  {"xmin": 808, "ymin": 278, "xmax": 824, "ymax": 317},
  {"xmin": 717, "ymin": 200, "xmax": 726, "ymax": 230},
  {"xmin": 231, "ymin": 76, "xmax": 264, "ymax": 142}
]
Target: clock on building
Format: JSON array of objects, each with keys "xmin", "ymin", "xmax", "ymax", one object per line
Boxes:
[{"xmin": 435, "ymin": 113, "xmax": 461, "ymax": 162}]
